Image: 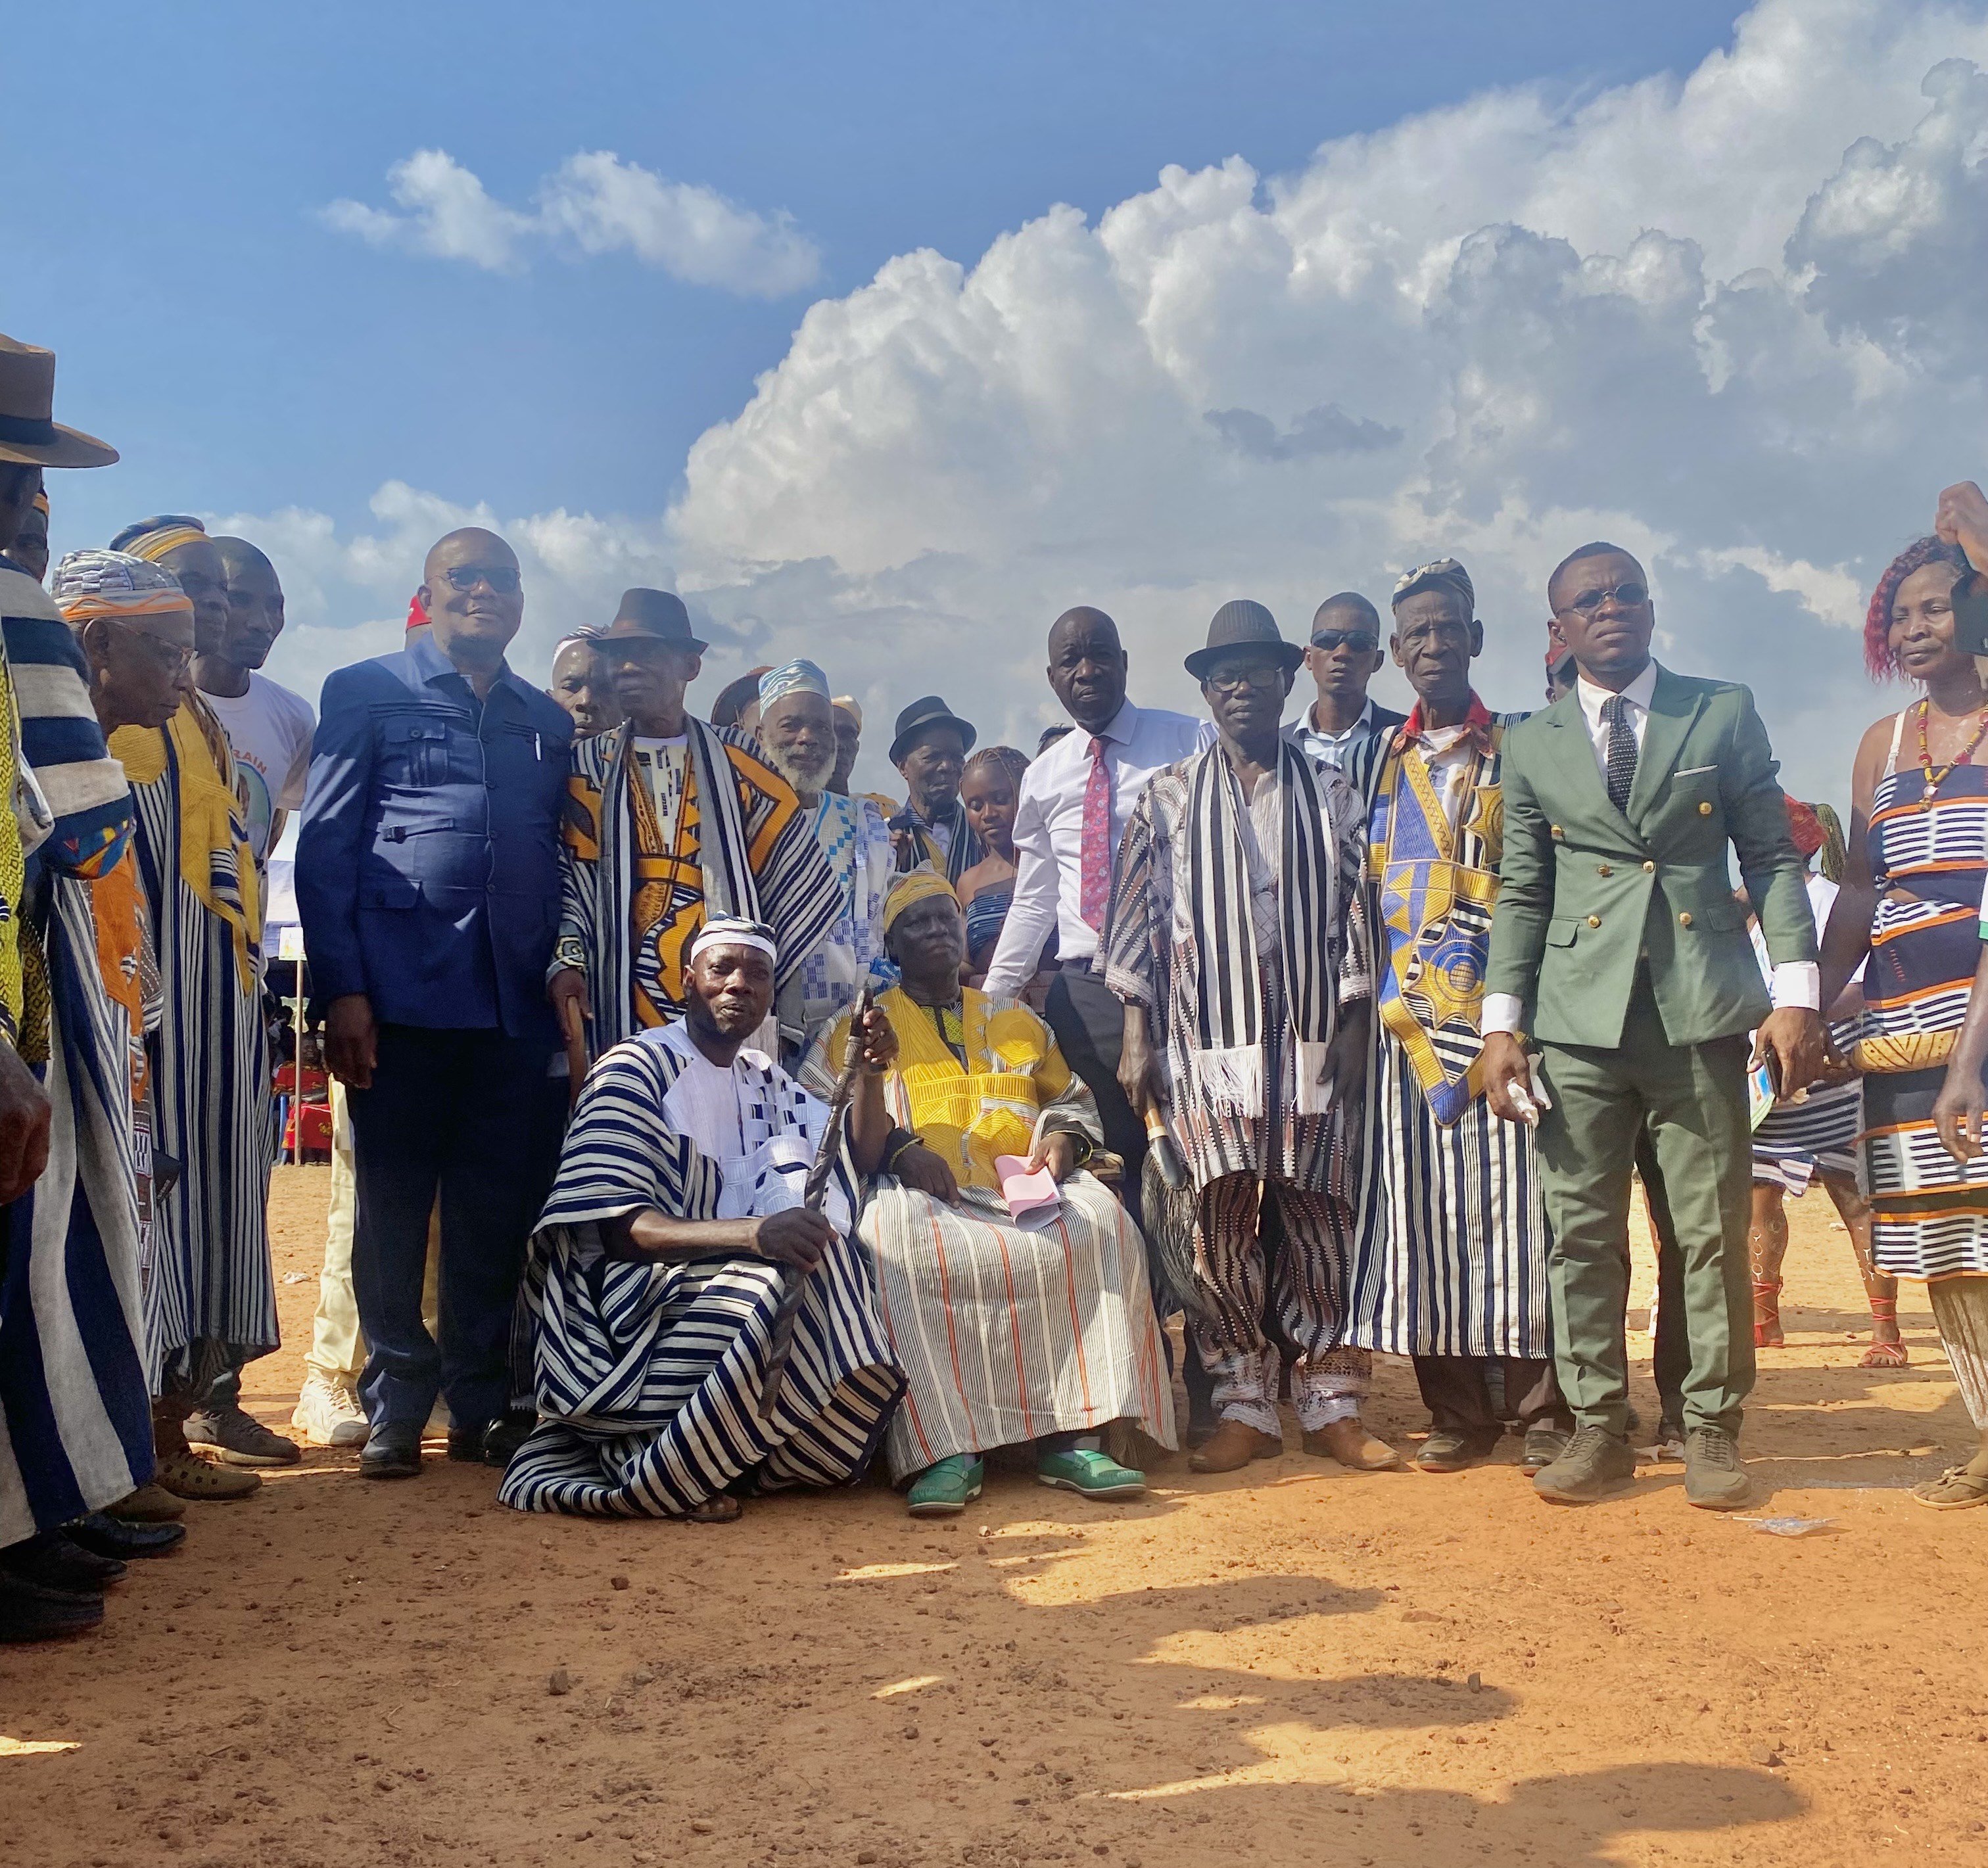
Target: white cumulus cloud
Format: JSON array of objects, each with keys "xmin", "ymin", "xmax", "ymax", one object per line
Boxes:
[
  {"xmin": 323, "ymin": 149, "xmax": 820, "ymax": 296},
  {"xmin": 275, "ymin": 0, "xmax": 1988, "ymax": 805}
]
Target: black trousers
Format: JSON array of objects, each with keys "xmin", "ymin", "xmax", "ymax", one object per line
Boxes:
[
  {"xmin": 1413, "ymin": 1355, "xmax": 1569, "ymax": 1435},
  {"xmin": 1043, "ymin": 966, "xmax": 1147, "ymax": 1226},
  {"xmin": 348, "ymin": 1023, "xmax": 563, "ymax": 1432}
]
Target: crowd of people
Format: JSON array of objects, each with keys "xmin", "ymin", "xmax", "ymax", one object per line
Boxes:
[{"xmin": 4, "ymin": 324, "xmax": 1988, "ymax": 1649}]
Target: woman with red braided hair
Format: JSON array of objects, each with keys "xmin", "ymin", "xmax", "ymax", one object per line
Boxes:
[{"xmin": 1818, "ymin": 480, "xmax": 1988, "ymax": 1509}]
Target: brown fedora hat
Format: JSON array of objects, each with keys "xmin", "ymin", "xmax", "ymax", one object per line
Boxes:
[
  {"xmin": 598, "ymin": 586, "xmax": 707, "ymax": 654},
  {"xmin": 0, "ymin": 335, "xmax": 118, "ymax": 470},
  {"xmin": 1184, "ymin": 599, "xmax": 1304, "ymax": 680}
]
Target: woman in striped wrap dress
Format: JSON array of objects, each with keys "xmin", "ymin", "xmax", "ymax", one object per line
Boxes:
[{"xmin": 1819, "ymin": 530, "xmax": 1988, "ymax": 1509}]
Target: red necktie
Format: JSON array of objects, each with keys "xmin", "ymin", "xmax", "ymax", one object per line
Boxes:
[{"xmin": 1079, "ymin": 736, "xmax": 1112, "ymax": 932}]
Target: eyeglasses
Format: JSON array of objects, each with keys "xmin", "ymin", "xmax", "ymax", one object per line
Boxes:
[
  {"xmin": 107, "ymin": 619, "xmax": 193, "ymax": 675},
  {"xmin": 1202, "ymin": 662, "xmax": 1287, "ymax": 693},
  {"xmin": 1310, "ymin": 630, "xmax": 1379, "ymax": 653},
  {"xmin": 441, "ymin": 564, "xmax": 521, "ymax": 595},
  {"xmin": 1560, "ymin": 580, "xmax": 1648, "ymax": 615}
]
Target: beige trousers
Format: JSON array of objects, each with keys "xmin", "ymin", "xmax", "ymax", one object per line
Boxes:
[{"xmin": 304, "ymin": 1079, "xmax": 440, "ymax": 1384}]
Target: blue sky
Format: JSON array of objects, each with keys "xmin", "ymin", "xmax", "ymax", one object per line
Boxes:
[
  {"xmin": 9, "ymin": 1, "xmax": 1987, "ymax": 805},
  {"xmin": 12, "ymin": 3, "xmax": 1745, "ymax": 542}
]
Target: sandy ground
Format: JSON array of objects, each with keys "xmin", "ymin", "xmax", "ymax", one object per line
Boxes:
[{"xmin": 3, "ymin": 1166, "xmax": 1987, "ymax": 1868}]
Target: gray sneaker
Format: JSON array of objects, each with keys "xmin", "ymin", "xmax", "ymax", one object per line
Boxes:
[
  {"xmin": 183, "ymin": 1402, "xmax": 302, "ymax": 1468},
  {"xmin": 1530, "ymin": 1424, "xmax": 1638, "ymax": 1505},
  {"xmin": 1682, "ymin": 1425, "xmax": 1752, "ymax": 1510}
]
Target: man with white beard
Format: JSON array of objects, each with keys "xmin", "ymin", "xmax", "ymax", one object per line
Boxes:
[{"xmin": 755, "ymin": 659, "xmax": 895, "ymax": 1058}]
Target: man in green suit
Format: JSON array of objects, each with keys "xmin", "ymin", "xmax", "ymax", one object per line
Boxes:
[{"xmin": 1480, "ymin": 542, "xmax": 1822, "ymax": 1510}]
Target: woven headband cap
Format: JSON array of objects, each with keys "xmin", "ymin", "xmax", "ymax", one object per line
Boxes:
[
  {"xmin": 882, "ymin": 868, "xmax": 960, "ymax": 935},
  {"xmin": 688, "ymin": 917, "xmax": 778, "ymax": 966},
  {"xmin": 50, "ymin": 548, "xmax": 193, "ymax": 624}
]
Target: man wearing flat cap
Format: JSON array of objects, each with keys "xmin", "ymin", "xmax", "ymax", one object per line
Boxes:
[
  {"xmin": 1341, "ymin": 559, "xmax": 1569, "ymax": 1478},
  {"xmin": 547, "ymin": 588, "xmax": 841, "ymax": 1063},
  {"xmin": 300, "ymin": 526, "xmax": 573, "ymax": 1482},
  {"xmin": 1105, "ymin": 599, "xmax": 1398, "ymax": 1477},
  {"xmin": 887, "ymin": 695, "xmax": 982, "ymax": 883}
]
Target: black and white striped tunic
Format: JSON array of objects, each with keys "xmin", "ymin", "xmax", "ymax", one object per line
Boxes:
[
  {"xmin": 500, "ymin": 1023, "xmax": 901, "ymax": 1517},
  {"xmin": 121, "ymin": 709, "xmax": 275, "ymax": 1393}
]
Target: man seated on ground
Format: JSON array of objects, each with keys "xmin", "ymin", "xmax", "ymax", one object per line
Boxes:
[
  {"xmin": 806, "ymin": 872, "xmax": 1175, "ymax": 1516},
  {"xmin": 499, "ymin": 918, "xmax": 904, "ymax": 1520}
]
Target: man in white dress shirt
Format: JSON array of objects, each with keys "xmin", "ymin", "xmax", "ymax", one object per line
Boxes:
[
  {"xmin": 984, "ymin": 608, "xmax": 1205, "ymax": 1222},
  {"xmin": 1286, "ymin": 592, "xmax": 1406, "ymax": 792}
]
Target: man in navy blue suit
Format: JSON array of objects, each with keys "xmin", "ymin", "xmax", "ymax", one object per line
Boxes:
[{"xmin": 297, "ymin": 526, "xmax": 572, "ymax": 1480}]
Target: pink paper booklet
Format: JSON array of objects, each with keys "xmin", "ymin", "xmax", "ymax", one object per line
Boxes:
[{"xmin": 994, "ymin": 1154, "xmax": 1062, "ymax": 1230}]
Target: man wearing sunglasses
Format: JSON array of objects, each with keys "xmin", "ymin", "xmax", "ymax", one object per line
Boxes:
[
  {"xmin": 1287, "ymin": 592, "xmax": 1404, "ymax": 795},
  {"xmin": 1481, "ymin": 542, "xmax": 1821, "ymax": 1512},
  {"xmin": 298, "ymin": 527, "xmax": 573, "ymax": 1482}
]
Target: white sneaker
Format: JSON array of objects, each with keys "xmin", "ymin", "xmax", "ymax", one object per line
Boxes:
[{"xmin": 292, "ymin": 1372, "xmax": 369, "ymax": 1447}]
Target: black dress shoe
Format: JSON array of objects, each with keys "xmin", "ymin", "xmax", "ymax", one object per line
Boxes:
[
  {"xmin": 359, "ymin": 1423, "xmax": 423, "ymax": 1480},
  {"xmin": 481, "ymin": 1411, "xmax": 536, "ymax": 1467},
  {"xmin": 0, "ymin": 1570, "xmax": 103, "ymax": 1643},
  {"xmin": 1413, "ymin": 1428, "xmax": 1501, "ymax": 1473},
  {"xmin": 65, "ymin": 1512, "xmax": 187, "ymax": 1560},
  {"xmin": 446, "ymin": 1425, "xmax": 488, "ymax": 1464},
  {"xmin": 0, "ymin": 1529, "xmax": 126, "ymax": 1594},
  {"xmin": 1520, "ymin": 1424, "xmax": 1573, "ymax": 1472}
]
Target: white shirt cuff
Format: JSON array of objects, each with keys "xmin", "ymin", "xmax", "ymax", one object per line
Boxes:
[
  {"xmin": 1770, "ymin": 962, "xmax": 1820, "ymax": 1012},
  {"xmin": 1480, "ymin": 992, "xmax": 1526, "ymax": 1037}
]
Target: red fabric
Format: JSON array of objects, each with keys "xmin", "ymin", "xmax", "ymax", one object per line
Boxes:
[
  {"xmin": 1784, "ymin": 794, "xmax": 1825, "ymax": 859},
  {"xmin": 283, "ymin": 1100, "xmax": 334, "ymax": 1156},
  {"xmin": 1396, "ymin": 693, "xmax": 1496, "ymax": 755},
  {"xmin": 405, "ymin": 591, "xmax": 429, "ymax": 643}
]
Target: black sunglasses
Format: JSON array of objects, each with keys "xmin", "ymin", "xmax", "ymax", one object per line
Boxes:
[
  {"xmin": 1310, "ymin": 629, "xmax": 1379, "ymax": 653},
  {"xmin": 1561, "ymin": 580, "xmax": 1648, "ymax": 615},
  {"xmin": 442, "ymin": 563, "xmax": 521, "ymax": 595}
]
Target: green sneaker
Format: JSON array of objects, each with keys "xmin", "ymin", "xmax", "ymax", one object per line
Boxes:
[
  {"xmin": 1037, "ymin": 1447, "xmax": 1147, "ymax": 1499},
  {"xmin": 906, "ymin": 1455, "xmax": 983, "ymax": 1516}
]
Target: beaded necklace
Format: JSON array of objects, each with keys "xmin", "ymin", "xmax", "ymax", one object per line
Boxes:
[{"xmin": 1916, "ymin": 695, "xmax": 1988, "ymax": 801}]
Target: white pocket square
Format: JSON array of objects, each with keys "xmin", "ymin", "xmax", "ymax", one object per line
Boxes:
[{"xmin": 1674, "ymin": 764, "xmax": 1717, "ymax": 778}]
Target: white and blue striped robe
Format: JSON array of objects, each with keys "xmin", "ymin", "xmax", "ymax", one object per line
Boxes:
[
  {"xmin": 500, "ymin": 1023, "xmax": 902, "ymax": 1517},
  {"xmin": 0, "ymin": 582, "xmax": 154, "ymax": 1541}
]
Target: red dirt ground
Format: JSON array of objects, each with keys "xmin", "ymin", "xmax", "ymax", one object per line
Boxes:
[{"xmin": 3, "ymin": 1166, "xmax": 1985, "ymax": 1867}]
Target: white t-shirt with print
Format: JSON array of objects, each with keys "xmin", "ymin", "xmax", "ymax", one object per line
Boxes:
[{"xmin": 202, "ymin": 672, "xmax": 315, "ymax": 865}]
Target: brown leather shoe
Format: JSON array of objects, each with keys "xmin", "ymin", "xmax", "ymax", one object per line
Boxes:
[
  {"xmin": 1187, "ymin": 1420, "xmax": 1283, "ymax": 1473},
  {"xmin": 1302, "ymin": 1418, "xmax": 1402, "ymax": 1471}
]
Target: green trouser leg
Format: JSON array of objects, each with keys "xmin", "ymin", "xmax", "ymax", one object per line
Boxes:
[{"xmin": 1534, "ymin": 988, "xmax": 1755, "ymax": 1439}]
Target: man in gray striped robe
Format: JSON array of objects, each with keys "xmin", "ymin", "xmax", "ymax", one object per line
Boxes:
[{"xmin": 1105, "ymin": 601, "xmax": 1400, "ymax": 1478}]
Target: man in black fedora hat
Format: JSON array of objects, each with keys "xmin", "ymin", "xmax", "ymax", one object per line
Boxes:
[
  {"xmin": 888, "ymin": 695, "xmax": 982, "ymax": 883},
  {"xmin": 546, "ymin": 587, "xmax": 841, "ymax": 1064},
  {"xmin": 1104, "ymin": 600, "xmax": 1398, "ymax": 1478}
]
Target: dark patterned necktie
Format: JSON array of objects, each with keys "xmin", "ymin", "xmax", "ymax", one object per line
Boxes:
[{"xmin": 1601, "ymin": 693, "xmax": 1637, "ymax": 812}]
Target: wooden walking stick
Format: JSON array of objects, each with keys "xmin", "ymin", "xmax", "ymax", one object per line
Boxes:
[{"xmin": 755, "ymin": 987, "xmax": 874, "ymax": 1425}]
